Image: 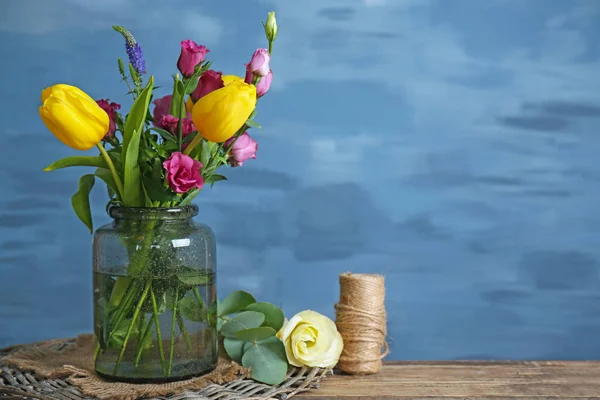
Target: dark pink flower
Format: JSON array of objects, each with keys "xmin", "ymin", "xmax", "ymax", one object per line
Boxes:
[
  {"xmin": 96, "ymin": 99, "xmax": 121, "ymax": 139},
  {"xmin": 224, "ymin": 132, "xmax": 258, "ymax": 167},
  {"xmin": 248, "ymin": 48, "xmax": 271, "ymax": 77},
  {"xmin": 244, "ymin": 63, "xmax": 253, "ymax": 84},
  {"xmin": 152, "ymin": 95, "xmax": 172, "ymax": 127},
  {"xmin": 153, "ymin": 95, "xmax": 191, "ymax": 127},
  {"xmin": 158, "ymin": 114, "xmax": 195, "ymax": 148},
  {"xmin": 256, "ymin": 70, "xmax": 273, "ymax": 97},
  {"xmin": 191, "ymin": 69, "xmax": 224, "ymax": 102},
  {"xmin": 163, "ymin": 152, "xmax": 204, "ymax": 193},
  {"xmin": 177, "ymin": 40, "xmax": 209, "ymax": 78}
]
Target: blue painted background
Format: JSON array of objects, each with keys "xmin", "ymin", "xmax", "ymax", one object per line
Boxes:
[{"xmin": 1, "ymin": 0, "xmax": 600, "ymax": 360}]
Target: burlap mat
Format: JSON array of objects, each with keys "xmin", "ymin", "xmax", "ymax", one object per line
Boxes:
[{"xmin": 0, "ymin": 334, "xmax": 248, "ymax": 400}]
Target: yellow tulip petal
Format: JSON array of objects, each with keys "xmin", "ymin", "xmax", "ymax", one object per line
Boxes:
[{"xmin": 222, "ymin": 75, "xmax": 243, "ymax": 86}]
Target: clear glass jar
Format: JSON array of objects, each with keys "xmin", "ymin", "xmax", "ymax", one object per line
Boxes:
[{"xmin": 92, "ymin": 205, "xmax": 218, "ymax": 383}]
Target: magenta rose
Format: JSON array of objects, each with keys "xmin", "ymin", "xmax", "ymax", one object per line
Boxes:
[
  {"xmin": 177, "ymin": 40, "xmax": 209, "ymax": 78},
  {"xmin": 191, "ymin": 69, "xmax": 224, "ymax": 101},
  {"xmin": 256, "ymin": 70, "xmax": 273, "ymax": 97},
  {"xmin": 224, "ymin": 132, "xmax": 258, "ymax": 167},
  {"xmin": 163, "ymin": 152, "xmax": 204, "ymax": 194},
  {"xmin": 96, "ymin": 99, "xmax": 121, "ymax": 139},
  {"xmin": 248, "ymin": 48, "xmax": 271, "ymax": 77}
]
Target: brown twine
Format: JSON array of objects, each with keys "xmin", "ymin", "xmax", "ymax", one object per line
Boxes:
[
  {"xmin": 334, "ymin": 272, "xmax": 388, "ymax": 375},
  {"xmin": 1, "ymin": 334, "xmax": 248, "ymax": 400}
]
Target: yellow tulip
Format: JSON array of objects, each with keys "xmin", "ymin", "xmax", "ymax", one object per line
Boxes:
[
  {"xmin": 191, "ymin": 80, "xmax": 256, "ymax": 143},
  {"xmin": 222, "ymin": 75, "xmax": 243, "ymax": 86},
  {"xmin": 39, "ymin": 84, "xmax": 109, "ymax": 151},
  {"xmin": 185, "ymin": 76, "xmax": 244, "ymax": 115},
  {"xmin": 276, "ymin": 310, "xmax": 344, "ymax": 368}
]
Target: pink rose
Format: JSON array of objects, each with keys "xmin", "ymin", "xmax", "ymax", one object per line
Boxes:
[
  {"xmin": 158, "ymin": 115, "xmax": 195, "ymax": 137},
  {"xmin": 256, "ymin": 70, "xmax": 273, "ymax": 97},
  {"xmin": 224, "ymin": 132, "xmax": 258, "ymax": 167},
  {"xmin": 177, "ymin": 40, "xmax": 209, "ymax": 78},
  {"xmin": 191, "ymin": 69, "xmax": 224, "ymax": 101},
  {"xmin": 248, "ymin": 48, "xmax": 271, "ymax": 77},
  {"xmin": 152, "ymin": 95, "xmax": 172, "ymax": 127},
  {"xmin": 96, "ymin": 99, "xmax": 121, "ymax": 139},
  {"xmin": 153, "ymin": 95, "xmax": 191, "ymax": 127},
  {"xmin": 163, "ymin": 152, "xmax": 204, "ymax": 194}
]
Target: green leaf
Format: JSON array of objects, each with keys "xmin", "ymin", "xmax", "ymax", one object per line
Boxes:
[
  {"xmin": 199, "ymin": 139, "xmax": 215, "ymax": 167},
  {"xmin": 184, "ymin": 75, "xmax": 201, "ymax": 95},
  {"xmin": 94, "ymin": 168, "xmax": 119, "ymax": 199},
  {"xmin": 179, "ymin": 188, "xmax": 200, "ymax": 206},
  {"xmin": 142, "ymin": 159, "xmax": 179, "ymax": 202},
  {"xmin": 245, "ymin": 119, "xmax": 263, "ymax": 130},
  {"xmin": 44, "ymin": 156, "xmax": 107, "ymax": 172},
  {"xmin": 123, "ymin": 76, "xmax": 154, "ymax": 157},
  {"xmin": 108, "ymin": 318, "xmax": 140, "ymax": 348},
  {"xmin": 150, "ymin": 127, "xmax": 175, "ymax": 142},
  {"xmin": 219, "ymin": 290, "xmax": 257, "ymax": 317},
  {"xmin": 235, "ymin": 327, "xmax": 276, "ymax": 342},
  {"xmin": 177, "ymin": 268, "xmax": 212, "ymax": 286},
  {"xmin": 176, "ymin": 80, "xmax": 186, "ymax": 119},
  {"xmin": 71, "ymin": 174, "xmax": 95, "ymax": 233},
  {"xmin": 123, "ymin": 128, "xmax": 143, "ymax": 206},
  {"xmin": 217, "ymin": 317, "xmax": 226, "ymax": 331},
  {"xmin": 220, "ymin": 311, "xmax": 265, "ymax": 339},
  {"xmin": 245, "ymin": 302, "xmax": 285, "ymax": 332},
  {"xmin": 179, "ymin": 296, "xmax": 204, "ymax": 322},
  {"xmin": 223, "ymin": 338, "xmax": 245, "ymax": 363},
  {"xmin": 242, "ymin": 337, "xmax": 288, "ymax": 385},
  {"xmin": 205, "ymin": 174, "xmax": 227, "ymax": 186}
]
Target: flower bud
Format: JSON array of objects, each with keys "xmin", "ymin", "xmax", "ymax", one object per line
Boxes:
[{"xmin": 263, "ymin": 12, "xmax": 278, "ymax": 43}]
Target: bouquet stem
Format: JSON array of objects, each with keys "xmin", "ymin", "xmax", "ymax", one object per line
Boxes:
[{"xmin": 113, "ymin": 280, "xmax": 151, "ymax": 374}]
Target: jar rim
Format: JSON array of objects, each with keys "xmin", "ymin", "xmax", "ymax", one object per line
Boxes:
[{"xmin": 108, "ymin": 205, "xmax": 199, "ymax": 220}]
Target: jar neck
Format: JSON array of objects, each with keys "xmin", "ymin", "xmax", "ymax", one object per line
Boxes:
[{"xmin": 108, "ymin": 205, "xmax": 199, "ymax": 223}]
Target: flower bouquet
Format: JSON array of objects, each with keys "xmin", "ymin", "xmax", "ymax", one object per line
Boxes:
[{"xmin": 38, "ymin": 12, "xmax": 343, "ymax": 386}]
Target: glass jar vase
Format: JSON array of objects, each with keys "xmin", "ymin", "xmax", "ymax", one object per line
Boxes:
[{"xmin": 92, "ymin": 205, "xmax": 218, "ymax": 383}]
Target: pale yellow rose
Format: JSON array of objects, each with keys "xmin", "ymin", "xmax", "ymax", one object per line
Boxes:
[{"xmin": 276, "ymin": 310, "xmax": 343, "ymax": 368}]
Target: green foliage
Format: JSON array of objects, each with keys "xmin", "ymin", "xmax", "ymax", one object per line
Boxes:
[
  {"xmin": 94, "ymin": 168, "xmax": 119, "ymax": 200},
  {"xmin": 245, "ymin": 118, "xmax": 263, "ymax": 130},
  {"xmin": 219, "ymin": 290, "xmax": 257, "ymax": 317},
  {"xmin": 71, "ymin": 174, "xmax": 95, "ymax": 233},
  {"xmin": 44, "ymin": 156, "xmax": 108, "ymax": 172},
  {"xmin": 242, "ymin": 337, "xmax": 288, "ymax": 385},
  {"xmin": 220, "ymin": 311, "xmax": 265, "ymax": 338},
  {"xmin": 178, "ymin": 297, "xmax": 204, "ymax": 322},
  {"xmin": 245, "ymin": 302, "xmax": 285, "ymax": 331},
  {"xmin": 217, "ymin": 290, "xmax": 289, "ymax": 385}
]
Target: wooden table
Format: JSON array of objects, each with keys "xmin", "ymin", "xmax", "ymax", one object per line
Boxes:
[{"xmin": 298, "ymin": 361, "xmax": 600, "ymax": 399}]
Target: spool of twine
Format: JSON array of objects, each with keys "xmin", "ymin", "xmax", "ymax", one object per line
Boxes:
[{"xmin": 334, "ymin": 272, "xmax": 388, "ymax": 375}]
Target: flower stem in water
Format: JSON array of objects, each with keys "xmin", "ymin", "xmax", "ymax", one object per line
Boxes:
[
  {"xmin": 113, "ymin": 280, "xmax": 151, "ymax": 375},
  {"xmin": 168, "ymin": 285, "xmax": 179, "ymax": 376},
  {"xmin": 176, "ymin": 313, "xmax": 192, "ymax": 352},
  {"xmin": 134, "ymin": 315, "xmax": 153, "ymax": 367},
  {"xmin": 150, "ymin": 284, "xmax": 167, "ymax": 375}
]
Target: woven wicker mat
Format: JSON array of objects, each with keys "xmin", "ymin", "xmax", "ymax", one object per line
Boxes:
[{"xmin": 0, "ymin": 335, "xmax": 332, "ymax": 400}]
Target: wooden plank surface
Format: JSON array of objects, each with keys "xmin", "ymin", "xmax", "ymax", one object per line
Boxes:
[{"xmin": 298, "ymin": 361, "xmax": 600, "ymax": 399}]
